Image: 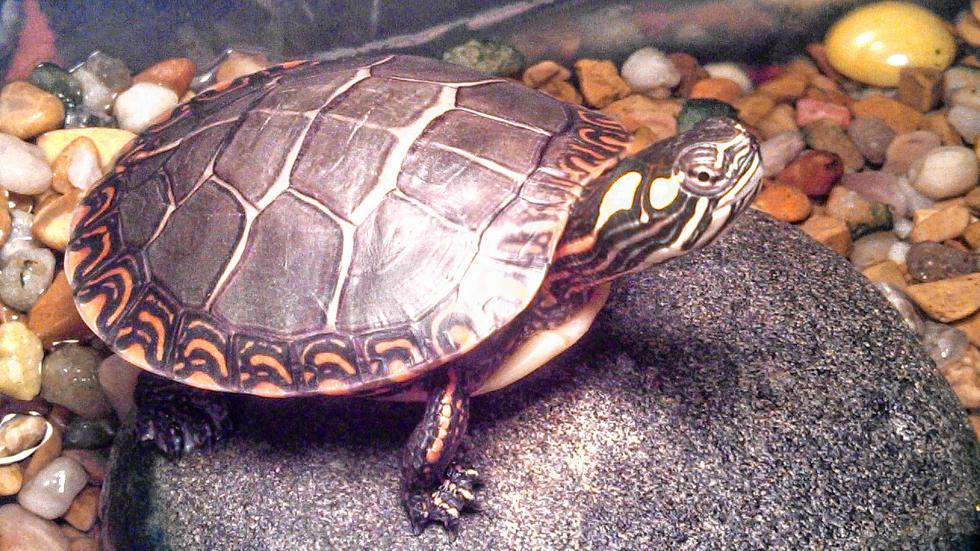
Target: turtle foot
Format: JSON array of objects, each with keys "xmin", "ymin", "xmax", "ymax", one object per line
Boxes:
[
  {"xmin": 405, "ymin": 464, "xmax": 482, "ymax": 538},
  {"xmin": 133, "ymin": 374, "xmax": 232, "ymax": 459}
]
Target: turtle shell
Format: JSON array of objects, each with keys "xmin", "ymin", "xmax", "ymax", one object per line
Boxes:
[{"xmin": 65, "ymin": 55, "xmax": 631, "ymax": 397}]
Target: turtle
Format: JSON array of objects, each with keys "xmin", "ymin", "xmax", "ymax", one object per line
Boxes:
[{"xmin": 65, "ymin": 54, "xmax": 763, "ymax": 536}]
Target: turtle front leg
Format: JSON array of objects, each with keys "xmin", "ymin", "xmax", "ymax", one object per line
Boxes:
[
  {"xmin": 401, "ymin": 369, "xmax": 481, "ymax": 536},
  {"xmin": 133, "ymin": 372, "xmax": 232, "ymax": 458}
]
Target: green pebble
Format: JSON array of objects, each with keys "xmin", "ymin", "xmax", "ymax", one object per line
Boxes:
[
  {"xmin": 677, "ymin": 99, "xmax": 738, "ymax": 133},
  {"xmin": 64, "ymin": 416, "xmax": 118, "ymax": 449},
  {"xmin": 442, "ymin": 39, "xmax": 524, "ymax": 76},
  {"xmin": 848, "ymin": 202, "xmax": 893, "ymax": 240},
  {"xmin": 30, "ymin": 63, "xmax": 84, "ymax": 109}
]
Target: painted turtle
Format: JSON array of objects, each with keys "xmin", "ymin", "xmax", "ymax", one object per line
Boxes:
[{"xmin": 65, "ymin": 55, "xmax": 762, "ymax": 535}]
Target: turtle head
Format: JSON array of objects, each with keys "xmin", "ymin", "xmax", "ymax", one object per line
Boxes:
[{"xmin": 551, "ymin": 117, "xmax": 762, "ymax": 297}]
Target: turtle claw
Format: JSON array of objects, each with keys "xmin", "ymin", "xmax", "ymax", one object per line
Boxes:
[
  {"xmin": 405, "ymin": 464, "xmax": 482, "ymax": 536},
  {"xmin": 133, "ymin": 374, "xmax": 232, "ymax": 459}
]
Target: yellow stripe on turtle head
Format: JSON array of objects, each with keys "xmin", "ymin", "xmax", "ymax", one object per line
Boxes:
[
  {"xmin": 648, "ymin": 175, "xmax": 680, "ymax": 210},
  {"xmin": 595, "ymin": 171, "xmax": 643, "ymax": 234}
]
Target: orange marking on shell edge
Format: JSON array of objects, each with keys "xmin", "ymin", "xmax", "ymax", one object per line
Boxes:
[
  {"xmin": 316, "ymin": 378, "xmax": 353, "ymax": 396},
  {"xmin": 279, "ymin": 59, "xmax": 308, "ymax": 70},
  {"xmin": 250, "ymin": 353, "xmax": 292, "ymax": 383},
  {"xmin": 250, "ymin": 381, "xmax": 289, "ymax": 397},
  {"xmin": 184, "ymin": 338, "xmax": 229, "ymax": 378},
  {"xmin": 82, "ymin": 186, "xmax": 116, "ymax": 226},
  {"xmin": 64, "ymin": 247, "xmax": 88, "ymax": 286},
  {"xmin": 77, "ymin": 227, "xmax": 112, "ymax": 278},
  {"xmin": 119, "ymin": 343, "xmax": 150, "ymax": 370},
  {"xmin": 374, "ymin": 338, "xmax": 423, "ymax": 363},
  {"xmin": 92, "ymin": 267, "xmax": 133, "ymax": 326},
  {"xmin": 179, "ymin": 370, "xmax": 223, "ymax": 392},
  {"xmin": 311, "ymin": 351, "xmax": 356, "ymax": 375},
  {"xmin": 76, "ymin": 293, "xmax": 107, "ymax": 332},
  {"xmin": 137, "ymin": 310, "xmax": 167, "ymax": 363}
]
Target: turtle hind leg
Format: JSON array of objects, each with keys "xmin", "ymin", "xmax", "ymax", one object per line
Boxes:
[
  {"xmin": 133, "ymin": 372, "xmax": 232, "ymax": 459},
  {"xmin": 401, "ymin": 369, "xmax": 482, "ymax": 537}
]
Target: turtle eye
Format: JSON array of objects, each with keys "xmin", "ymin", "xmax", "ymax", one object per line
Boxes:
[{"xmin": 686, "ymin": 167, "xmax": 719, "ymax": 186}]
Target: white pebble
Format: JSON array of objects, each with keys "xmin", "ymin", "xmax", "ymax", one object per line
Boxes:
[
  {"xmin": 620, "ymin": 47, "xmax": 680, "ymax": 92},
  {"xmin": 760, "ymin": 130, "xmax": 805, "ymax": 176},
  {"xmin": 0, "ymin": 210, "xmax": 42, "ymax": 265},
  {"xmin": 909, "ymin": 146, "xmax": 979, "ymax": 199},
  {"xmin": 887, "ymin": 241, "xmax": 910, "ymax": 264},
  {"xmin": 72, "ymin": 67, "xmax": 114, "ymax": 114},
  {"xmin": 949, "ymin": 86, "xmax": 980, "ymax": 110},
  {"xmin": 943, "ymin": 66, "xmax": 980, "ymax": 102},
  {"xmin": 17, "ymin": 456, "xmax": 88, "ymax": 519},
  {"xmin": 895, "ymin": 176, "xmax": 935, "ymax": 213},
  {"xmin": 67, "ymin": 144, "xmax": 102, "ymax": 190},
  {"xmin": 892, "ymin": 217, "xmax": 914, "ymax": 239},
  {"xmin": 0, "ymin": 133, "xmax": 52, "ymax": 195},
  {"xmin": 849, "ymin": 232, "xmax": 897, "ymax": 268},
  {"xmin": 946, "ymin": 105, "xmax": 980, "ymax": 144},
  {"xmin": 113, "ymin": 82, "xmax": 179, "ymax": 133},
  {"xmin": 703, "ymin": 62, "xmax": 753, "ymax": 93}
]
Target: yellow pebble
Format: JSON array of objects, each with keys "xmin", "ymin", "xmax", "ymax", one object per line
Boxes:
[
  {"xmin": 825, "ymin": 1, "xmax": 955, "ymax": 87},
  {"xmin": 35, "ymin": 127, "xmax": 136, "ymax": 170}
]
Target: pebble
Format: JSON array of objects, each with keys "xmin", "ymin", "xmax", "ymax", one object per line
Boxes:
[
  {"xmin": 620, "ymin": 48, "xmax": 680, "ymax": 93},
  {"xmin": 0, "ymin": 413, "xmax": 46, "ymax": 461},
  {"xmin": 27, "ymin": 272, "xmax": 92, "ymax": 350},
  {"xmin": 666, "ymin": 52, "xmax": 708, "ymax": 97},
  {"xmin": 62, "ymin": 485, "xmax": 98, "ymax": 531},
  {"xmin": 0, "ymin": 210, "xmax": 40, "ymax": 266},
  {"xmin": 776, "ymin": 149, "xmax": 843, "ymax": 197},
  {"xmin": 574, "ymin": 59, "xmax": 632, "ymax": 108},
  {"xmin": 70, "ymin": 67, "xmax": 114, "ymax": 115},
  {"xmin": 31, "ymin": 189, "xmax": 81, "ymax": 251},
  {"xmin": 908, "ymin": 146, "xmax": 979, "ymax": 199},
  {"xmin": 752, "ymin": 184, "xmax": 812, "ymax": 223},
  {"xmin": 688, "ymin": 78, "xmax": 743, "ymax": 103},
  {"xmin": 942, "ymin": 346, "xmax": 980, "ymax": 409},
  {"xmin": 944, "ymin": 66, "xmax": 980, "ymax": 100},
  {"xmin": 61, "ymin": 450, "xmax": 106, "ymax": 485},
  {"xmin": 537, "ymin": 79, "xmax": 582, "ymax": 105},
  {"xmin": 213, "ymin": 51, "xmax": 270, "ymax": 83},
  {"xmin": 0, "ymin": 202, "xmax": 10, "ymax": 249},
  {"xmin": 965, "ymin": 221, "xmax": 980, "ymax": 250},
  {"xmin": 800, "ymin": 214, "xmax": 851, "ymax": 255},
  {"xmin": 97, "ymin": 354, "xmax": 141, "ymax": 422},
  {"xmin": 730, "ymin": 94, "xmax": 775, "ymax": 126},
  {"xmin": 0, "ymin": 81, "xmax": 64, "ymax": 140},
  {"xmin": 920, "ymin": 111, "xmax": 963, "ymax": 146},
  {"xmin": 0, "ymin": 503, "xmax": 70, "ymax": 551},
  {"xmin": 22, "ymin": 425, "xmax": 61, "ymax": 482},
  {"xmin": 676, "ymin": 98, "xmax": 736, "ymax": 134},
  {"xmin": 756, "ymin": 104, "xmax": 798, "ymax": 139},
  {"xmin": 133, "ymin": 56, "xmax": 196, "ymax": 96},
  {"xmin": 35, "ymin": 127, "xmax": 135, "ymax": 168},
  {"xmin": 922, "ymin": 322, "xmax": 971, "ymax": 368},
  {"xmin": 702, "ymin": 62, "xmax": 752, "ymax": 94},
  {"xmin": 62, "ymin": 106, "xmax": 115, "ymax": 129},
  {"xmin": 850, "ymin": 95, "xmax": 923, "ymax": 134},
  {"xmin": 849, "ymin": 232, "xmax": 898, "ymax": 269},
  {"xmin": 955, "ymin": 311, "xmax": 980, "ymax": 347},
  {"xmin": 0, "ymin": 464, "xmax": 22, "ymax": 495},
  {"xmin": 948, "ymin": 86, "xmax": 980, "ymax": 111},
  {"xmin": 946, "ymin": 104, "xmax": 980, "ymax": 144},
  {"xmin": 841, "ymin": 171, "xmax": 905, "ymax": 216},
  {"xmin": 967, "ymin": 187, "xmax": 980, "ymax": 212},
  {"xmin": 908, "ymin": 204, "xmax": 971, "ymax": 243},
  {"xmin": 846, "ymin": 117, "xmax": 894, "ymax": 165},
  {"xmin": 50, "ymin": 137, "xmax": 102, "ymax": 194},
  {"xmin": 825, "ymin": 186, "xmax": 892, "ymax": 239},
  {"xmin": 824, "ymin": 1, "xmax": 955, "ymax": 86},
  {"xmin": 906, "ymin": 242, "xmax": 975, "ymax": 283},
  {"xmin": 0, "ymin": 321, "xmax": 43, "ymax": 400},
  {"xmin": 521, "ymin": 61, "xmax": 571, "ymax": 88},
  {"xmin": 894, "ymin": 176, "xmax": 936, "ymax": 214},
  {"xmin": 80, "ymin": 51, "xmax": 132, "ymax": 93},
  {"xmin": 875, "ymin": 282, "xmax": 925, "ymax": 335},
  {"xmin": 957, "ymin": 10, "xmax": 980, "ymax": 47},
  {"xmin": 0, "ymin": 133, "xmax": 52, "ymax": 195},
  {"xmin": 887, "ymin": 240, "xmax": 911, "ymax": 265},
  {"xmin": 897, "ymin": 66, "xmax": 943, "ymax": 113},
  {"xmin": 796, "ymin": 98, "xmax": 851, "ymax": 129},
  {"xmin": 862, "ymin": 260, "xmax": 907, "ymax": 290},
  {"xmin": 600, "ymin": 95, "xmax": 679, "ymax": 142},
  {"xmin": 906, "ymin": 273, "xmax": 980, "ymax": 323},
  {"xmin": 443, "ymin": 39, "xmax": 525, "ymax": 76},
  {"xmin": 41, "ymin": 344, "xmax": 110, "ymax": 419},
  {"xmin": 756, "ymin": 71, "xmax": 807, "ymax": 102},
  {"xmin": 17, "ymin": 456, "xmax": 88, "ymax": 519},
  {"xmin": 759, "ymin": 130, "xmax": 805, "ymax": 176},
  {"xmin": 63, "ymin": 417, "xmax": 116, "ymax": 449},
  {"xmin": 29, "ymin": 63, "xmax": 84, "ymax": 110},
  {"xmin": 113, "ymin": 82, "xmax": 179, "ymax": 133},
  {"xmin": 882, "ymin": 130, "xmax": 941, "ymax": 175},
  {"xmin": 0, "ymin": 247, "xmax": 56, "ymax": 312},
  {"xmin": 803, "ymin": 119, "xmax": 864, "ymax": 171}
]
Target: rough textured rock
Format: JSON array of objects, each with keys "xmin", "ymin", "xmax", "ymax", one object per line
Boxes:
[{"xmin": 101, "ymin": 212, "xmax": 980, "ymax": 550}]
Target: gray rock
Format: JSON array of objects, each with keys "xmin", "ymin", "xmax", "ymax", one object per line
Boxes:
[{"xmin": 101, "ymin": 211, "xmax": 980, "ymax": 550}]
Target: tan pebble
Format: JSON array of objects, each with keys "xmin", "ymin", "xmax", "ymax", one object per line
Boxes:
[
  {"xmin": 756, "ymin": 71, "xmax": 807, "ymax": 102},
  {"xmin": 966, "ymin": 187, "xmax": 980, "ymax": 213},
  {"xmin": 800, "ymin": 214, "xmax": 851, "ymax": 255},
  {"xmin": 70, "ymin": 537, "xmax": 99, "ymax": 551},
  {"xmin": 28, "ymin": 271, "xmax": 94, "ymax": 350},
  {"xmin": 573, "ymin": 59, "xmax": 632, "ymax": 108},
  {"xmin": 688, "ymin": 77, "xmax": 743, "ymax": 103},
  {"xmin": 957, "ymin": 11, "xmax": 980, "ymax": 47},
  {"xmin": 898, "ymin": 67, "xmax": 943, "ymax": 113},
  {"xmin": 0, "ymin": 303, "xmax": 21, "ymax": 324},
  {"xmin": 862, "ymin": 260, "xmax": 908, "ymax": 290},
  {"xmin": 0, "ymin": 464, "xmax": 22, "ymax": 496},
  {"xmin": 751, "ymin": 184, "xmax": 812, "ymax": 222},
  {"xmin": 955, "ymin": 311, "xmax": 980, "ymax": 347},
  {"xmin": 62, "ymin": 485, "xmax": 99, "ymax": 531},
  {"xmin": 21, "ymin": 426, "xmax": 60, "ymax": 482},
  {"xmin": 0, "ymin": 321, "xmax": 44, "ymax": 401},
  {"xmin": 215, "ymin": 52, "xmax": 269, "ymax": 83},
  {"xmin": 626, "ymin": 126, "xmax": 658, "ymax": 156},
  {"xmin": 0, "ymin": 503, "xmax": 70, "ymax": 550},
  {"xmin": 906, "ymin": 273, "xmax": 980, "ymax": 322},
  {"xmin": 32, "ymin": 190, "xmax": 59, "ymax": 212},
  {"xmin": 0, "ymin": 81, "xmax": 65, "ymax": 139},
  {"xmin": 850, "ymin": 95, "xmax": 923, "ymax": 134},
  {"xmin": 909, "ymin": 204, "xmax": 971, "ymax": 242},
  {"xmin": 0, "ymin": 200, "xmax": 10, "ymax": 248},
  {"xmin": 731, "ymin": 94, "xmax": 775, "ymax": 126},
  {"xmin": 134, "ymin": 57, "xmax": 196, "ymax": 96},
  {"xmin": 0, "ymin": 413, "xmax": 46, "ymax": 458},
  {"xmin": 62, "ymin": 449, "xmax": 106, "ymax": 485},
  {"xmin": 7, "ymin": 191, "xmax": 33, "ymax": 213},
  {"xmin": 59, "ymin": 523, "xmax": 84, "ymax": 541},
  {"xmin": 538, "ymin": 79, "xmax": 582, "ymax": 104},
  {"xmin": 31, "ymin": 189, "xmax": 82, "ymax": 251},
  {"xmin": 805, "ymin": 85, "xmax": 853, "ymax": 107},
  {"xmin": 666, "ymin": 52, "xmax": 709, "ymax": 97},
  {"xmin": 50, "ymin": 137, "xmax": 103, "ymax": 194},
  {"xmin": 804, "ymin": 119, "xmax": 864, "ymax": 171},
  {"xmin": 805, "ymin": 42, "xmax": 846, "ymax": 83},
  {"xmin": 825, "ymin": 186, "xmax": 874, "ymax": 225},
  {"xmin": 974, "ymin": 0, "xmax": 980, "ymax": 21},
  {"xmin": 522, "ymin": 60, "xmax": 571, "ymax": 87},
  {"xmin": 36, "ymin": 128, "xmax": 136, "ymax": 169},
  {"xmin": 963, "ymin": 221, "xmax": 980, "ymax": 250},
  {"xmin": 601, "ymin": 94, "xmax": 679, "ymax": 141},
  {"xmin": 757, "ymin": 104, "xmax": 798, "ymax": 139},
  {"xmin": 920, "ymin": 111, "xmax": 963, "ymax": 145},
  {"xmin": 971, "ymin": 414, "xmax": 980, "ymax": 442},
  {"xmin": 784, "ymin": 57, "xmax": 820, "ymax": 78},
  {"xmin": 940, "ymin": 346, "xmax": 980, "ymax": 408}
]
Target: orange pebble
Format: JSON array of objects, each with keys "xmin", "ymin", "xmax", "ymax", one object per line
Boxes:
[{"xmin": 688, "ymin": 77, "xmax": 744, "ymax": 103}]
